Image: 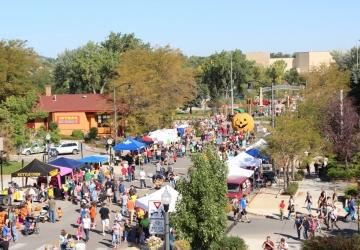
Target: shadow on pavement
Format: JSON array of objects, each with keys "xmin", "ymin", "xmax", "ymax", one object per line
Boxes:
[{"xmin": 274, "ymin": 232, "xmax": 301, "ymax": 241}]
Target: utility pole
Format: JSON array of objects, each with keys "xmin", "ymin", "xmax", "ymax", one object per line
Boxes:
[
  {"xmin": 271, "ymin": 82, "xmax": 275, "ymax": 128},
  {"xmin": 230, "ymin": 52, "xmax": 234, "ymax": 115},
  {"xmin": 113, "ymin": 85, "xmax": 117, "ymax": 143},
  {"xmin": 340, "ymin": 89, "xmax": 344, "ymax": 137}
]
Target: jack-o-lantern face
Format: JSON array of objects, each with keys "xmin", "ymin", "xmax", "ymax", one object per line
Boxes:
[{"xmin": 231, "ymin": 112, "xmax": 254, "ymax": 133}]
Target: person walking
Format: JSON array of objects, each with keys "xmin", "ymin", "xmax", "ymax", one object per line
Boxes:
[
  {"xmin": 287, "ymin": 196, "xmax": 295, "ymax": 220},
  {"xmin": 8, "ymin": 207, "xmax": 18, "ymax": 242},
  {"xmin": 262, "ymin": 236, "xmax": 275, "ymax": 249},
  {"xmin": 48, "ymin": 197, "xmax": 56, "ymax": 223},
  {"xmin": 0, "ymin": 220, "xmax": 11, "ymax": 250},
  {"xmin": 82, "ymin": 214, "xmax": 91, "ymax": 243},
  {"xmin": 139, "ymin": 168, "xmax": 146, "ymax": 189},
  {"xmin": 294, "ymin": 213, "xmax": 303, "ymax": 240},
  {"xmin": 305, "ymin": 192, "xmax": 312, "ymax": 214},
  {"xmin": 121, "ymin": 192, "xmax": 128, "ymax": 216},
  {"xmin": 279, "ymin": 200, "xmax": 285, "ymax": 221},
  {"xmin": 89, "ymin": 202, "xmax": 97, "ymax": 229},
  {"xmin": 239, "ymin": 195, "xmax": 250, "ymax": 223},
  {"xmin": 329, "ymin": 206, "xmax": 340, "ymax": 230},
  {"xmin": 99, "ymin": 204, "xmax": 110, "ymax": 236},
  {"xmin": 127, "ymin": 198, "xmax": 135, "ymax": 225}
]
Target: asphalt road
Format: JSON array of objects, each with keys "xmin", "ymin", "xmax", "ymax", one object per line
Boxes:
[{"xmin": 228, "ymin": 214, "xmax": 358, "ymax": 250}]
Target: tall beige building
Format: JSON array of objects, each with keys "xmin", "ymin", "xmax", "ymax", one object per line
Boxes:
[{"xmin": 245, "ymin": 51, "xmax": 334, "ymax": 73}]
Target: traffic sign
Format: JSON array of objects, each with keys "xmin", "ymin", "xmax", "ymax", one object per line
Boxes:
[
  {"xmin": 149, "ymin": 218, "xmax": 165, "ymax": 234},
  {"xmin": 149, "ymin": 200, "xmax": 164, "ymax": 219}
]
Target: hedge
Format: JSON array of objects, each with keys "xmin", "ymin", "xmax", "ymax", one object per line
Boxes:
[{"xmin": 284, "ymin": 182, "xmax": 299, "ymax": 196}]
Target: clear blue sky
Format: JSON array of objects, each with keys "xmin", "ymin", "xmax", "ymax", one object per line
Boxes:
[{"xmin": 1, "ymin": 0, "xmax": 359, "ymax": 58}]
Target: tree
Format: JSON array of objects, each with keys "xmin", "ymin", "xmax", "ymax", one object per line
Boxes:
[
  {"xmin": 323, "ymin": 95, "xmax": 359, "ymax": 165},
  {"xmin": 267, "ymin": 60, "xmax": 287, "ymax": 84},
  {"xmin": 113, "ymin": 47, "xmax": 196, "ymax": 134},
  {"xmin": 302, "ymin": 235, "xmax": 360, "ymax": 250},
  {"xmin": 201, "ymin": 50, "xmax": 255, "ymax": 107},
  {"xmin": 270, "ymin": 52, "xmax": 293, "ymax": 58},
  {"xmin": 284, "ymin": 68, "xmax": 302, "ymax": 84},
  {"xmin": 0, "ymin": 39, "xmax": 39, "ymax": 101},
  {"xmin": 267, "ymin": 113, "xmax": 323, "ymax": 187},
  {"xmin": 0, "ymin": 92, "xmax": 47, "ymax": 149},
  {"xmin": 54, "ymin": 42, "xmax": 118, "ymax": 94},
  {"xmin": 173, "ymin": 145, "xmax": 228, "ymax": 249},
  {"xmin": 101, "ymin": 32, "xmax": 149, "ymax": 54}
]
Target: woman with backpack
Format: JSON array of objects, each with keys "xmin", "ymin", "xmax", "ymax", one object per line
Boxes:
[{"xmin": 287, "ymin": 196, "xmax": 295, "ymax": 220}]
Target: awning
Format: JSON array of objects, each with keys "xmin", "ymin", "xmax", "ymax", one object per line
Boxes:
[
  {"xmin": 135, "ymin": 185, "xmax": 179, "ymax": 212},
  {"xmin": 113, "ymin": 138, "xmax": 145, "ymax": 151},
  {"xmin": 48, "ymin": 157, "xmax": 84, "ymax": 169},
  {"xmin": 79, "ymin": 155, "xmax": 109, "ymax": 163},
  {"xmin": 11, "ymin": 159, "xmax": 59, "ymax": 177}
]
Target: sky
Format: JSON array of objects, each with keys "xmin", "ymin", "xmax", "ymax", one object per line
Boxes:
[{"xmin": 1, "ymin": 0, "xmax": 359, "ymax": 58}]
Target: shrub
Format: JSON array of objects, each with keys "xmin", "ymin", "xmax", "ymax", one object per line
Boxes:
[
  {"xmin": 211, "ymin": 236, "xmax": 248, "ymax": 250},
  {"xmin": 344, "ymin": 185, "xmax": 358, "ymax": 198},
  {"xmin": 302, "ymin": 235, "xmax": 360, "ymax": 250},
  {"xmin": 88, "ymin": 127, "xmax": 98, "ymax": 140},
  {"xmin": 297, "ymin": 169, "xmax": 305, "ymax": 177},
  {"xmin": 174, "ymin": 240, "xmax": 191, "ymax": 250},
  {"xmin": 49, "ymin": 122, "xmax": 58, "ymax": 131},
  {"xmin": 71, "ymin": 129, "xmax": 84, "ymax": 139},
  {"xmin": 327, "ymin": 166, "xmax": 355, "ymax": 180},
  {"xmin": 284, "ymin": 182, "xmax": 299, "ymax": 196},
  {"xmin": 294, "ymin": 173, "xmax": 304, "ymax": 181}
]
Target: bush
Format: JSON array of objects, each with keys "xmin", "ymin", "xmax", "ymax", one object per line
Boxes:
[
  {"xmin": 294, "ymin": 173, "xmax": 304, "ymax": 181},
  {"xmin": 71, "ymin": 129, "xmax": 84, "ymax": 139},
  {"xmin": 174, "ymin": 240, "xmax": 191, "ymax": 250},
  {"xmin": 327, "ymin": 166, "xmax": 355, "ymax": 180},
  {"xmin": 297, "ymin": 169, "xmax": 305, "ymax": 177},
  {"xmin": 88, "ymin": 127, "xmax": 98, "ymax": 140},
  {"xmin": 284, "ymin": 182, "xmax": 299, "ymax": 196},
  {"xmin": 211, "ymin": 236, "xmax": 248, "ymax": 250},
  {"xmin": 302, "ymin": 235, "xmax": 360, "ymax": 250},
  {"xmin": 49, "ymin": 122, "xmax": 58, "ymax": 131},
  {"xmin": 344, "ymin": 185, "xmax": 358, "ymax": 198}
]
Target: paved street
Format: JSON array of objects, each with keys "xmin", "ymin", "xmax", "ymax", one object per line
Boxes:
[{"xmin": 228, "ymin": 214, "xmax": 358, "ymax": 250}]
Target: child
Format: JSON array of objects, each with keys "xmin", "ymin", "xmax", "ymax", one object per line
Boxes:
[
  {"xmin": 76, "ymin": 225, "xmax": 83, "ymax": 241},
  {"xmin": 89, "ymin": 202, "xmax": 97, "ymax": 229},
  {"xmin": 114, "ymin": 209, "xmax": 123, "ymax": 223},
  {"xmin": 279, "ymin": 200, "xmax": 285, "ymax": 221},
  {"xmin": 123, "ymin": 219, "xmax": 130, "ymax": 242},
  {"xmin": 57, "ymin": 207, "xmax": 63, "ymax": 221},
  {"xmin": 112, "ymin": 221, "xmax": 121, "ymax": 248}
]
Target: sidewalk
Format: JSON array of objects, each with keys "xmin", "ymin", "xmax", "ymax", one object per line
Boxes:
[{"xmin": 247, "ymin": 178, "xmax": 349, "ymax": 217}]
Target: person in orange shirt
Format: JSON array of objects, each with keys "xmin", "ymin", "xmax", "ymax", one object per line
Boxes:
[
  {"xmin": 0, "ymin": 207, "xmax": 7, "ymax": 228},
  {"xmin": 89, "ymin": 202, "xmax": 97, "ymax": 229},
  {"xmin": 57, "ymin": 207, "xmax": 63, "ymax": 221},
  {"xmin": 127, "ymin": 199, "xmax": 135, "ymax": 225}
]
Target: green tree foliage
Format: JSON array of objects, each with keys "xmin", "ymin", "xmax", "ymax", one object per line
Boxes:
[
  {"xmin": 54, "ymin": 32, "xmax": 149, "ymax": 94},
  {"xmin": 270, "ymin": 52, "xmax": 293, "ymax": 58},
  {"xmin": 201, "ymin": 50, "xmax": 255, "ymax": 104},
  {"xmin": 0, "ymin": 40, "xmax": 40, "ymax": 101},
  {"xmin": 0, "ymin": 92, "xmax": 48, "ymax": 148},
  {"xmin": 284, "ymin": 68, "xmax": 302, "ymax": 84},
  {"xmin": 173, "ymin": 145, "xmax": 228, "ymax": 249},
  {"xmin": 114, "ymin": 47, "xmax": 196, "ymax": 134},
  {"xmin": 267, "ymin": 113, "xmax": 323, "ymax": 187},
  {"xmin": 211, "ymin": 236, "xmax": 248, "ymax": 250},
  {"xmin": 267, "ymin": 60, "xmax": 287, "ymax": 84},
  {"xmin": 101, "ymin": 32, "xmax": 149, "ymax": 53},
  {"xmin": 54, "ymin": 42, "xmax": 118, "ymax": 94}
]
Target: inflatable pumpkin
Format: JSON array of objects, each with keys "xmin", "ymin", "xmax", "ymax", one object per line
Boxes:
[{"xmin": 231, "ymin": 112, "xmax": 254, "ymax": 133}]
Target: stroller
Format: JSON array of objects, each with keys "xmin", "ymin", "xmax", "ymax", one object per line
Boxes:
[
  {"xmin": 22, "ymin": 216, "xmax": 39, "ymax": 235},
  {"xmin": 38, "ymin": 205, "xmax": 49, "ymax": 223}
]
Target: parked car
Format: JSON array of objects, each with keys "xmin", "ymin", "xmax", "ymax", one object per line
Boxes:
[
  {"xmin": 50, "ymin": 141, "xmax": 80, "ymax": 155},
  {"xmin": 21, "ymin": 143, "xmax": 46, "ymax": 156}
]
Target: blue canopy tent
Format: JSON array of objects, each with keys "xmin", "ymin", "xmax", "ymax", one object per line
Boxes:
[
  {"xmin": 79, "ymin": 155, "xmax": 109, "ymax": 163},
  {"xmin": 245, "ymin": 148, "xmax": 269, "ymax": 161},
  {"xmin": 48, "ymin": 157, "xmax": 84, "ymax": 169},
  {"xmin": 113, "ymin": 138, "xmax": 146, "ymax": 151}
]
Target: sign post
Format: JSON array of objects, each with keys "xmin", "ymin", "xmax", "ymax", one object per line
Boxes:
[{"xmin": 148, "ymin": 200, "xmax": 165, "ymax": 235}]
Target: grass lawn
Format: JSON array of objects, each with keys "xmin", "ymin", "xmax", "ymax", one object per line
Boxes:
[{"xmin": 2, "ymin": 161, "xmax": 24, "ymax": 175}]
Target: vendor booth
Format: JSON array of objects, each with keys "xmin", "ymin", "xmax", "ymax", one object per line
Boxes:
[
  {"xmin": 48, "ymin": 157, "xmax": 84, "ymax": 170},
  {"xmin": 79, "ymin": 155, "xmax": 109, "ymax": 164},
  {"xmin": 11, "ymin": 159, "xmax": 58, "ymax": 178},
  {"xmin": 135, "ymin": 185, "xmax": 179, "ymax": 212},
  {"xmin": 113, "ymin": 138, "xmax": 146, "ymax": 151},
  {"xmin": 227, "ymin": 151, "xmax": 262, "ymax": 169},
  {"xmin": 148, "ymin": 129, "xmax": 179, "ymax": 145}
]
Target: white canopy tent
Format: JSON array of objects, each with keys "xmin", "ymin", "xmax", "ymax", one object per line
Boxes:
[
  {"xmin": 246, "ymin": 138, "xmax": 267, "ymax": 151},
  {"xmin": 227, "ymin": 151, "xmax": 262, "ymax": 169},
  {"xmin": 148, "ymin": 129, "xmax": 179, "ymax": 145},
  {"xmin": 228, "ymin": 165, "xmax": 254, "ymax": 177},
  {"xmin": 135, "ymin": 185, "xmax": 179, "ymax": 212}
]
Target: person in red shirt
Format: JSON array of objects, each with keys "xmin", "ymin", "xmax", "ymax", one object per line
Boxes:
[
  {"xmin": 279, "ymin": 200, "xmax": 285, "ymax": 221},
  {"xmin": 121, "ymin": 165, "xmax": 127, "ymax": 181}
]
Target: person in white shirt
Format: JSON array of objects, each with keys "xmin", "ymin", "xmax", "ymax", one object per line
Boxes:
[
  {"xmin": 82, "ymin": 214, "xmax": 91, "ymax": 242},
  {"xmin": 139, "ymin": 168, "xmax": 146, "ymax": 189}
]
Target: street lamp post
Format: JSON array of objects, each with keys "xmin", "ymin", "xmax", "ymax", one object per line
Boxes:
[
  {"xmin": 161, "ymin": 187, "xmax": 172, "ymax": 250},
  {"xmin": 271, "ymin": 82, "xmax": 275, "ymax": 128}
]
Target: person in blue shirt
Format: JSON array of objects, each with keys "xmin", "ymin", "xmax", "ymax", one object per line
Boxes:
[{"xmin": 239, "ymin": 195, "xmax": 250, "ymax": 223}]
